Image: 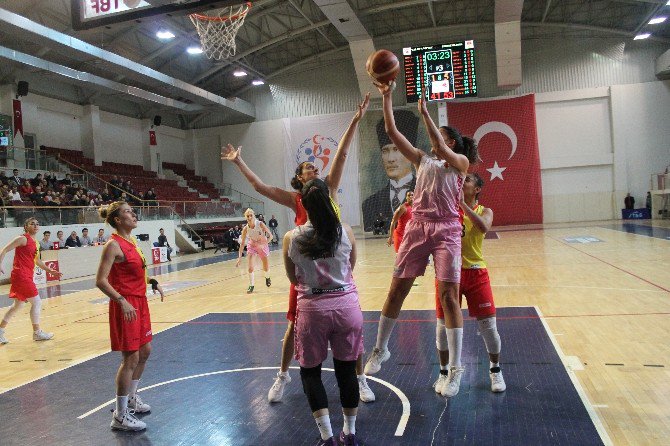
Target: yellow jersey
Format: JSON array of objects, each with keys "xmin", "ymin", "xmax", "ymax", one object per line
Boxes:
[{"xmin": 461, "ymin": 204, "xmax": 486, "ymax": 269}]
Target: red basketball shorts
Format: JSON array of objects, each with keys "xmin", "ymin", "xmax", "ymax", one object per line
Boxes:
[
  {"xmin": 109, "ymin": 295, "xmax": 152, "ymax": 352},
  {"xmin": 435, "ymin": 268, "xmax": 496, "ymax": 319}
]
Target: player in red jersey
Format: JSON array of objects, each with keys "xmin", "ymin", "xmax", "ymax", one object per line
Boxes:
[
  {"xmin": 387, "ymin": 191, "xmax": 414, "ymax": 252},
  {"xmin": 433, "ymin": 173, "xmax": 506, "ymax": 395},
  {"xmin": 0, "ymin": 217, "xmax": 63, "ymax": 344},
  {"xmin": 96, "ymin": 201, "xmax": 165, "ymax": 432},
  {"xmin": 221, "ymin": 94, "xmax": 375, "ymax": 405}
]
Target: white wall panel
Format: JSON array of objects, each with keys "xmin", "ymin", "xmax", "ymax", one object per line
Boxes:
[{"xmin": 98, "ymin": 111, "xmax": 143, "ymax": 166}]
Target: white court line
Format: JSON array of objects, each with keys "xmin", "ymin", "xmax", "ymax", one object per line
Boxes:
[
  {"xmin": 0, "ymin": 313, "xmax": 202, "ymax": 396},
  {"xmin": 77, "ymin": 366, "xmax": 411, "ymax": 437},
  {"xmin": 536, "ymin": 306, "xmax": 613, "ymax": 446}
]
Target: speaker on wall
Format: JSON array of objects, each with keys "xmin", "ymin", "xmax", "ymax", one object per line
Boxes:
[
  {"xmin": 17, "ymin": 81, "xmax": 29, "ymax": 97},
  {"xmin": 153, "ymin": 115, "xmax": 162, "ymax": 126}
]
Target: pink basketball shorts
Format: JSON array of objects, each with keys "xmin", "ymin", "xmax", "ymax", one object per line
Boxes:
[{"xmin": 393, "ymin": 219, "xmax": 462, "ymax": 283}]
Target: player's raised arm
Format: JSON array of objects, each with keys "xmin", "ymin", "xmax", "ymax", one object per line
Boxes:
[
  {"xmin": 222, "ymin": 144, "xmax": 297, "ymax": 211},
  {"xmin": 377, "ymin": 82, "xmax": 425, "ymax": 168},
  {"xmin": 326, "ymin": 93, "xmax": 370, "ymax": 198}
]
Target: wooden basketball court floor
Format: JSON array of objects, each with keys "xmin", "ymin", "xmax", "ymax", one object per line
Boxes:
[{"xmin": 0, "ymin": 220, "xmax": 668, "ymax": 445}]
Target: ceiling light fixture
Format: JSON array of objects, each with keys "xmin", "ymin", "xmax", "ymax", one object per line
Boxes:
[
  {"xmin": 633, "ymin": 33, "xmax": 651, "ymax": 40},
  {"xmin": 648, "ymin": 17, "xmax": 667, "ymax": 25},
  {"xmin": 186, "ymin": 46, "xmax": 203, "ymax": 54},
  {"xmin": 233, "ymin": 70, "xmax": 247, "ymax": 77},
  {"xmin": 156, "ymin": 30, "xmax": 175, "ymax": 39},
  {"xmin": 252, "ymin": 80, "xmax": 265, "ymax": 86}
]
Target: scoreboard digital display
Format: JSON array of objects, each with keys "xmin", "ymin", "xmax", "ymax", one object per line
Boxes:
[{"xmin": 403, "ymin": 40, "xmax": 477, "ymax": 102}]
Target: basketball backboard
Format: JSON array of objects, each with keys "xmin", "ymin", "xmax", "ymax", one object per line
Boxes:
[{"xmin": 71, "ymin": 0, "xmax": 246, "ymax": 30}]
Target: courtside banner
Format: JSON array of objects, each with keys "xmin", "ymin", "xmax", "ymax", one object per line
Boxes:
[
  {"xmin": 282, "ymin": 113, "xmax": 361, "ymax": 226},
  {"xmin": 446, "ymin": 94, "xmax": 543, "ymax": 225}
]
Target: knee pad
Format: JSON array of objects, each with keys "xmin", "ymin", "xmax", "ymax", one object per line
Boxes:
[
  {"xmin": 435, "ymin": 318, "xmax": 448, "ymax": 351},
  {"xmin": 300, "ymin": 365, "xmax": 328, "ymax": 412},
  {"xmin": 477, "ymin": 317, "xmax": 501, "ymax": 355},
  {"xmin": 333, "ymin": 359, "xmax": 358, "ymax": 409}
]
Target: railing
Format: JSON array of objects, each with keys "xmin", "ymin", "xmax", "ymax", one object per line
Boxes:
[
  {"xmin": 1, "ymin": 146, "xmax": 86, "ymax": 184},
  {"xmin": 0, "ymin": 205, "xmax": 176, "ymax": 228}
]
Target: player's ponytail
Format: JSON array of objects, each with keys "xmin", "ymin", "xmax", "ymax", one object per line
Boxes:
[
  {"xmin": 297, "ymin": 179, "xmax": 341, "ymax": 259},
  {"xmin": 440, "ymin": 126, "xmax": 479, "ymax": 164}
]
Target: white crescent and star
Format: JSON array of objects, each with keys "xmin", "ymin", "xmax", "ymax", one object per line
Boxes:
[{"xmin": 473, "ymin": 121, "xmax": 518, "ymax": 181}]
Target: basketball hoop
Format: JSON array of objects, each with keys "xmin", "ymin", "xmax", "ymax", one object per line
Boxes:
[{"xmin": 190, "ymin": 2, "xmax": 251, "ymax": 60}]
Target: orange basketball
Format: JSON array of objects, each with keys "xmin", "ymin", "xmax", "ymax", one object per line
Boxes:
[{"xmin": 366, "ymin": 49, "xmax": 400, "ymax": 84}]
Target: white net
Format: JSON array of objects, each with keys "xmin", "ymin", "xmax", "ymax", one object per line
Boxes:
[{"xmin": 189, "ymin": 2, "xmax": 251, "ymax": 60}]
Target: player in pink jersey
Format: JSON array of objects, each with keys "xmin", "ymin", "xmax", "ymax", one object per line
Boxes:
[
  {"xmin": 0, "ymin": 217, "xmax": 63, "ymax": 344},
  {"xmin": 221, "ymin": 94, "xmax": 376, "ymax": 404},
  {"xmin": 284, "ymin": 178, "xmax": 363, "ymax": 446},
  {"xmin": 365, "ymin": 83, "xmax": 478, "ymax": 399},
  {"xmin": 237, "ymin": 208, "xmax": 273, "ymax": 293}
]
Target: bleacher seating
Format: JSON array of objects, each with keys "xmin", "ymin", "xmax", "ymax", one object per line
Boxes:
[
  {"xmin": 162, "ymin": 162, "xmax": 220, "ymax": 199},
  {"xmin": 42, "ymin": 147, "xmax": 209, "ymax": 202}
]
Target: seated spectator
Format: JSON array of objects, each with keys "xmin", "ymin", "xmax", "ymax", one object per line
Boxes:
[
  {"xmin": 157, "ymin": 228, "xmax": 172, "ymax": 261},
  {"xmin": 30, "ymin": 186, "xmax": 46, "ymax": 206},
  {"xmin": 9, "ymin": 169, "xmax": 22, "ymax": 187},
  {"xmin": 119, "ymin": 192, "xmax": 129, "ymax": 202},
  {"xmin": 31, "ymin": 173, "xmax": 43, "ymax": 187},
  {"xmin": 0, "ymin": 171, "xmax": 9, "ymax": 186},
  {"xmin": 9, "ymin": 186, "xmax": 21, "ymax": 204},
  {"xmin": 48, "ymin": 193, "xmax": 62, "ymax": 207},
  {"xmin": 0, "ymin": 185, "xmax": 10, "ymax": 206},
  {"xmin": 64, "ymin": 231, "xmax": 81, "ymax": 248},
  {"xmin": 100, "ymin": 187, "xmax": 112, "ymax": 202},
  {"xmin": 39, "ymin": 231, "xmax": 53, "ymax": 251},
  {"xmin": 373, "ymin": 213, "xmax": 387, "ymax": 235},
  {"xmin": 95, "ymin": 228, "xmax": 108, "ymax": 244},
  {"xmin": 80, "ymin": 228, "xmax": 92, "ymax": 246},
  {"xmin": 109, "ymin": 175, "xmax": 121, "ymax": 189},
  {"xmin": 20, "ymin": 180, "xmax": 33, "ymax": 197},
  {"xmin": 55, "ymin": 230, "xmax": 66, "ymax": 248},
  {"xmin": 44, "ymin": 172, "xmax": 58, "ymax": 189},
  {"xmin": 144, "ymin": 188, "xmax": 158, "ymax": 205},
  {"xmin": 59, "ymin": 173, "xmax": 72, "ymax": 187}
]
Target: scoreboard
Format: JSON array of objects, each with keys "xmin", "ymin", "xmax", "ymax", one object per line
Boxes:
[{"xmin": 403, "ymin": 41, "xmax": 477, "ymax": 102}]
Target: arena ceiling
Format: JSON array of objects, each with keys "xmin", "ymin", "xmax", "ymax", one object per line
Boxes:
[{"xmin": 0, "ymin": 0, "xmax": 668, "ymax": 127}]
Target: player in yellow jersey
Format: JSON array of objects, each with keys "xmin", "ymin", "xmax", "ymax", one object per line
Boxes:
[{"xmin": 433, "ymin": 172, "xmax": 506, "ymax": 395}]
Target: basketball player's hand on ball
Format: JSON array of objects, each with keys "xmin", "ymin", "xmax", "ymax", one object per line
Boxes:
[
  {"xmin": 221, "ymin": 144, "xmax": 241, "ymax": 162},
  {"xmin": 153, "ymin": 284, "xmax": 165, "ymax": 302},
  {"xmin": 120, "ymin": 299, "xmax": 137, "ymax": 322},
  {"xmin": 373, "ymin": 80, "xmax": 395, "ymax": 96},
  {"xmin": 353, "ymin": 93, "xmax": 371, "ymax": 122}
]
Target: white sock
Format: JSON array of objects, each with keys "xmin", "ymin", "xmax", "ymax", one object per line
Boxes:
[
  {"xmin": 279, "ymin": 370, "xmax": 289, "ymax": 378},
  {"xmin": 357, "ymin": 374, "xmax": 366, "ymax": 381},
  {"xmin": 0, "ymin": 327, "xmax": 5, "ymax": 334},
  {"xmin": 128, "ymin": 379, "xmax": 140, "ymax": 398},
  {"xmin": 490, "ymin": 361, "xmax": 500, "ymax": 369},
  {"xmin": 264, "ymin": 270, "xmax": 270, "ymax": 279},
  {"xmin": 440, "ymin": 364, "xmax": 448, "ymax": 372},
  {"xmin": 248, "ymin": 271, "xmax": 255, "ymax": 286},
  {"xmin": 315, "ymin": 414, "xmax": 333, "ymax": 440},
  {"xmin": 375, "ymin": 315, "xmax": 397, "ymax": 351},
  {"xmin": 115, "ymin": 395, "xmax": 128, "ymax": 414},
  {"xmin": 446, "ymin": 327, "xmax": 463, "ymax": 368},
  {"xmin": 343, "ymin": 414, "xmax": 357, "ymax": 435}
]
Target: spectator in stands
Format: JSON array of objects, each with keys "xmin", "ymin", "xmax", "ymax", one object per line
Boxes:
[
  {"xmin": 257, "ymin": 213, "xmax": 266, "ymax": 224},
  {"xmin": 65, "ymin": 231, "xmax": 81, "ymax": 248},
  {"xmin": 20, "ymin": 180, "xmax": 33, "ymax": 198},
  {"xmin": 144, "ymin": 189, "xmax": 158, "ymax": 205},
  {"xmin": 157, "ymin": 228, "xmax": 172, "ymax": 261},
  {"xmin": 268, "ymin": 215, "xmax": 279, "ymax": 245},
  {"xmin": 120, "ymin": 192, "xmax": 129, "ymax": 202},
  {"xmin": 59, "ymin": 173, "xmax": 72, "ymax": 187},
  {"xmin": 81, "ymin": 228, "xmax": 92, "ymax": 246},
  {"xmin": 647, "ymin": 192, "xmax": 652, "ymax": 211},
  {"xmin": 0, "ymin": 171, "xmax": 9, "ymax": 186},
  {"xmin": 624, "ymin": 193, "xmax": 635, "ymax": 210},
  {"xmin": 96, "ymin": 228, "xmax": 108, "ymax": 244},
  {"xmin": 9, "ymin": 186, "xmax": 21, "ymax": 204},
  {"xmin": 10, "ymin": 169, "xmax": 22, "ymax": 187},
  {"xmin": 39, "ymin": 231, "xmax": 53, "ymax": 251},
  {"xmin": 42, "ymin": 193, "xmax": 52, "ymax": 206},
  {"xmin": 49, "ymin": 193, "xmax": 62, "ymax": 207},
  {"xmin": 30, "ymin": 173, "xmax": 43, "ymax": 188},
  {"xmin": 132, "ymin": 191, "xmax": 144, "ymax": 206},
  {"xmin": 30, "ymin": 186, "xmax": 46, "ymax": 206},
  {"xmin": 0, "ymin": 185, "xmax": 10, "ymax": 204},
  {"xmin": 44, "ymin": 172, "xmax": 58, "ymax": 189},
  {"xmin": 55, "ymin": 230, "xmax": 66, "ymax": 246},
  {"xmin": 101, "ymin": 187, "xmax": 112, "ymax": 203}
]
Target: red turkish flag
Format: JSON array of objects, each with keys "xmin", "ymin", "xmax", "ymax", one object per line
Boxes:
[
  {"xmin": 149, "ymin": 130, "xmax": 157, "ymax": 146},
  {"xmin": 12, "ymin": 99, "xmax": 23, "ymax": 137},
  {"xmin": 446, "ymin": 94, "xmax": 543, "ymax": 225}
]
